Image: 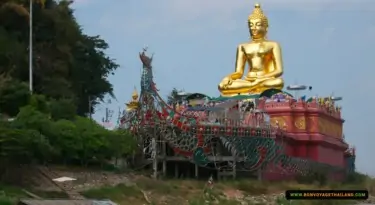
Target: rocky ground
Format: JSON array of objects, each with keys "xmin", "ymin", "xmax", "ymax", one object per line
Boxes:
[{"xmin": 15, "ymin": 166, "xmax": 375, "ymax": 205}]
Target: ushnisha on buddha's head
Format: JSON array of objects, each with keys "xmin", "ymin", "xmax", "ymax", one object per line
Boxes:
[{"xmin": 248, "ymin": 3, "xmax": 268, "ymax": 40}]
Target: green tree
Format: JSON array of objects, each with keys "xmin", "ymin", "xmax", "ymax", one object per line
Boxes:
[
  {"xmin": 51, "ymin": 119, "xmax": 80, "ymax": 164},
  {"xmin": 0, "ymin": 79, "xmax": 31, "ymax": 117},
  {"xmin": 70, "ymin": 35, "xmax": 119, "ymax": 116},
  {"xmin": 109, "ymin": 129, "xmax": 137, "ymax": 164},
  {"xmin": 0, "ymin": 125, "xmax": 52, "ymax": 164},
  {"xmin": 73, "ymin": 117, "xmax": 110, "ymax": 166},
  {"xmin": 12, "ymin": 105, "xmax": 51, "ymax": 133},
  {"xmin": 29, "ymin": 94, "xmax": 49, "ymax": 114},
  {"xmin": 0, "ymin": 0, "xmax": 119, "ymax": 116},
  {"xmin": 50, "ymin": 98, "xmax": 76, "ymax": 120},
  {"xmin": 167, "ymin": 88, "xmax": 182, "ymax": 108}
]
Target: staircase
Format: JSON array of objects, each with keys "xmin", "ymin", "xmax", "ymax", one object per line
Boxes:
[{"xmin": 37, "ymin": 166, "xmax": 85, "ymax": 200}]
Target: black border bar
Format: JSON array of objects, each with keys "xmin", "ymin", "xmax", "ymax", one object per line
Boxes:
[{"xmin": 285, "ymin": 190, "xmax": 369, "ymax": 200}]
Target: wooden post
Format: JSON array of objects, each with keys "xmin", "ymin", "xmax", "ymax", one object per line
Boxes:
[
  {"xmin": 174, "ymin": 163, "xmax": 179, "ymax": 178},
  {"xmin": 162, "ymin": 141, "xmax": 167, "ymax": 177},
  {"xmin": 232, "ymin": 156, "xmax": 237, "ymax": 179},
  {"xmin": 257, "ymin": 167, "xmax": 262, "ymax": 181},
  {"xmin": 187, "ymin": 165, "xmax": 191, "ymax": 178},
  {"xmin": 152, "ymin": 138, "xmax": 157, "ymax": 179},
  {"xmin": 195, "ymin": 164, "xmax": 199, "ymax": 179}
]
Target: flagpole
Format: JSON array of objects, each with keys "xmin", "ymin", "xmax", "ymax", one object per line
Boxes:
[{"xmin": 29, "ymin": 0, "xmax": 33, "ymax": 93}]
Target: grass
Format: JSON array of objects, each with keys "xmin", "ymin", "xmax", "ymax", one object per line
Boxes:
[
  {"xmin": 81, "ymin": 177, "xmax": 357, "ymax": 204},
  {"xmin": 188, "ymin": 198, "xmax": 239, "ymax": 205},
  {"xmin": 0, "ymin": 184, "xmax": 27, "ymax": 205},
  {"xmin": 0, "ymin": 183, "xmax": 69, "ymax": 205},
  {"xmin": 82, "ymin": 178, "xmax": 225, "ymax": 205},
  {"xmin": 135, "ymin": 177, "xmax": 177, "ymax": 194},
  {"xmin": 0, "ymin": 184, "xmax": 27, "ymax": 198},
  {"xmin": 0, "ymin": 196, "xmax": 14, "ymax": 205},
  {"xmin": 29, "ymin": 190, "xmax": 69, "ymax": 199},
  {"xmin": 81, "ymin": 184, "xmax": 146, "ymax": 204}
]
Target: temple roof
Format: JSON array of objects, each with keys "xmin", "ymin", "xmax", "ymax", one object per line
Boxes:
[
  {"xmin": 259, "ymin": 88, "xmax": 293, "ymax": 98},
  {"xmin": 185, "ymin": 93, "xmax": 209, "ymax": 100}
]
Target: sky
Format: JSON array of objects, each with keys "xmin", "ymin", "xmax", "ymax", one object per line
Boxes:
[{"xmin": 71, "ymin": 0, "xmax": 375, "ymax": 175}]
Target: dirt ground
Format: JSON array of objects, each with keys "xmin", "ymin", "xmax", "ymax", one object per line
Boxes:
[{"xmin": 2, "ymin": 166, "xmax": 375, "ymax": 205}]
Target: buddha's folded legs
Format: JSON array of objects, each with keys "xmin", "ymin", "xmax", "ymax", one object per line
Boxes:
[
  {"xmin": 261, "ymin": 77, "xmax": 284, "ymax": 88},
  {"xmin": 250, "ymin": 78, "xmax": 284, "ymax": 93},
  {"xmin": 218, "ymin": 77, "xmax": 284, "ymax": 96}
]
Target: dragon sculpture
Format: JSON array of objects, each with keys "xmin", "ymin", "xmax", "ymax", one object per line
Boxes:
[{"xmin": 121, "ymin": 48, "xmax": 346, "ymax": 177}]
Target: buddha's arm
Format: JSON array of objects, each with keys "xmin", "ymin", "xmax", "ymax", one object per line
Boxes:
[
  {"xmin": 230, "ymin": 45, "xmax": 246, "ymax": 80},
  {"xmin": 264, "ymin": 43, "xmax": 283, "ymax": 78}
]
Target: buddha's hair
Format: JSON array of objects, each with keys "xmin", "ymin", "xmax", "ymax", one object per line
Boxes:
[{"xmin": 248, "ymin": 3, "xmax": 268, "ymax": 27}]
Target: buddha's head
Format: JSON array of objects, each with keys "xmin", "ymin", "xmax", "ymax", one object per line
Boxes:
[{"xmin": 248, "ymin": 3, "xmax": 268, "ymax": 40}]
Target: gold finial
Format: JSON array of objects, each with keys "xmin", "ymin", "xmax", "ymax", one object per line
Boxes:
[
  {"xmin": 126, "ymin": 87, "xmax": 140, "ymax": 111},
  {"xmin": 132, "ymin": 87, "xmax": 138, "ymax": 100},
  {"xmin": 248, "ymin": 3, "xmax": 268, "ymax": 27}
]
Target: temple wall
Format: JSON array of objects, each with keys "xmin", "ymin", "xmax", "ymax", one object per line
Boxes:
[
  {"xmin": 262, "ymin": 163, "xmax": 295, "ymax": 181},
  {"xmin": 284, "ymin": 141, "xmax": 294, "ymax": 156},
  {"xmin": 274, "ymin": 137, "xmax": 294, "ymax": 156},
  {"xmin": 263, "ymin": 137, "xmax": 347, "ymax": 181},
  {"xmin": 259, "ymin": 99, "xmax": 352, "ymax": 181},
  {"xmin": 295, "ymin": 142, "xmax": 307, "ymax": 158},
  {"xmin": 295, "ymin": 142, "xmax": 344, "ymax": 167},
  {"xmin": 262, "ymin": 142, "xmax": 346, "ymax": 181},
  {"xmin": 317, "ymin": 145, "xmax": 344, "ymax": 166},
  {"xmin": 307, "ymin": 143, "xmax": 319, "ymax": 160}
]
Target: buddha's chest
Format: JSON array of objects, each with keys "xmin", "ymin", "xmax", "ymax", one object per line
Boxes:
[{"xmin": 243, "ymin": 43, "xmax": 272, "ymax": 58}]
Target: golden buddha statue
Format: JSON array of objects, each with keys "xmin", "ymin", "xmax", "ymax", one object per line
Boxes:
[
  {"xmin": 218, "ymin": 3, "xmax": 284, "ymax": 96},
  {"xmin": 125, "ymin": 87, "xmax": 140, "ymax": 111}
]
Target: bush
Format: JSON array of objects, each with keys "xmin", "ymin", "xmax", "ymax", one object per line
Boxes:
[
  {"xmin": 0, "ymin": 94, "xmax": 137, "ymax": 171},
  {"xmin": 50, "ymin": 99, "xmax": 76, "ymax": 120},
  {"xmin": 344, "ymin": 172, "xmax": 367, "ymax": 185},
  {"xmin": 0, "ymin": 80, "xmax": 30, "ymax": 117},
  {"xmin": 296, "ymin": 171, "xmax": 327, "ymax": 186},
  {"xmin": 0, "ymin": 195, "xmax": 13, "ymax": 205}
]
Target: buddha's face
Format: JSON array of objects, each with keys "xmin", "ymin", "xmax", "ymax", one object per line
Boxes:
[{"xmin": 248, "ymin": 19, "xmax": 267, "ymax": 39}]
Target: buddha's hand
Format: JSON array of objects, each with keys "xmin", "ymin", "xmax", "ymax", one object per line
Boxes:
[{"xmin": 247, "ymin": 77, "xmax": 257, "ymax": 82}]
